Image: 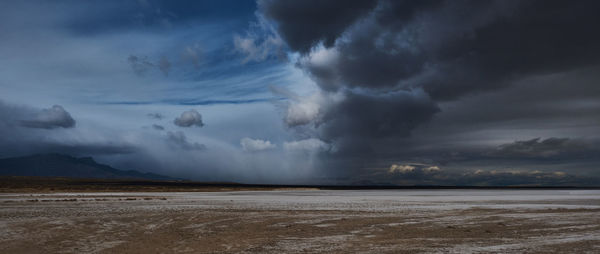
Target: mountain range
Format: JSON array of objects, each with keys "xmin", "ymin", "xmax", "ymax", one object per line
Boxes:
[{"xmin": 0, "ymin": 154, "xmax": 173, "ymax": 180}]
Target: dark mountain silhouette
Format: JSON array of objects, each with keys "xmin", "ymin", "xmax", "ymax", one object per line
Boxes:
[{"xmin": 0, "ymin": 154, "xmax": 173, "ymax": 180}]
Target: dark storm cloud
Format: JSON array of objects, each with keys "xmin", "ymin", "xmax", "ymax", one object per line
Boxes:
[
  {"xmin": 321, "ymin": 90, "xmax": 439, "ymax": 139},
  {"xmin": 166, "ymin": 131, "xmax": 206, "ymax": 150},
  {"xmin": 419, "ymin": 66, "xmax": 600, "ymax": 134},
  {"xmin": 244, "ymin": 0, "xmax": 600, "ymax": 186},
  {"xmin": 380, "ymin": 137, "xmax": 600, "ymax": 167},
  {"xmin": 259, "ymin": 0, "xmax": 600, "ymax": 167},
  {"xmin": 259, "ymin": 0, "xmax": 378, "ymax": 53},
  {"xmin": 488, "ymin": 138, "xmax": 600, "ymax": 161},
  {"xmin": 174, "ymin": 109, "xmax": 204, "ymax": 127},
  {"xmin": 20, "ymin": 105, "xmax": 75, "ymax": 129},
  {"xmin": 265, "ymin": 0, "xmax": 600, "ymax": 99}
]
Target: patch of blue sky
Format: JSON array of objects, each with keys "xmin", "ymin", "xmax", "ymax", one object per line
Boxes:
[{"xmin": 62, "ymin": 0, "xmax": 257, "ymax": 36}]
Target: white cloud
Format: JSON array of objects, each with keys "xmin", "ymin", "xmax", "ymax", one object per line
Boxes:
[
  {"xmin": 389, "ymin": 164, "xmax": 416, "ymax": 174},
  {"xmin": 285, "ymin": 93, "xmax": 322, "ymax": 126},
  {"xmin": 240, "ymin": 137, "xmax": 276, "ymax": 152},
  {"xmin": 389, "ymin": 164, "xmax": 441, "ymax": 174},
  {"xmin": 296, "ymin": 45, "xmax": 342, "ymax": 91},
  {"xmin": 270, "ymin": 86, "xmax": 343, "ymax": 127},
  {"xmin": 306, "ymin": 45, "xmax": 339, "ymax": 68}
]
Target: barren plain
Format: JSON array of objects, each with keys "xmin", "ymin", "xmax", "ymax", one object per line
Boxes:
[{"xmin": 1, "ymin": 189, "xmax": 600, "ymax": 253}]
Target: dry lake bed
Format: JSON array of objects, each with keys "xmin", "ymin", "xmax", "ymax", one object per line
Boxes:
[{"xmin": 1, "ymin": 189, "xmax": 600, "ymax": 253}]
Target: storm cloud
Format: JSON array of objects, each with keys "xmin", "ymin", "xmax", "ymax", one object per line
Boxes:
[
  {"xmin": 260, "ymin": 0, "xmax": 600, "ymax": 125},
  {"xmin": 20, "ymin": 105, "xmax": 75, "ymax": 129},
  {"xmin": 489, "ymin": 138, "xmax": 598, "ymax": 160},
  {"xmin": 320, "ymin": 90, "xmax": 439, "ymax": 139},
  {"xmin": 263, "ymin": 0, "xmax": 600, "ymax": 95},
  {"xmin": 260, "ymin": 0, "xmax": 378, "ymax": 53},
  {"xmin": 253, "ymin": 0, "xmax": 600, "ymax": 182},
  {"xmin": 174, "ymin": 109, "xmax": 204, "ymax": 127},
  {"xmin": 0, "ymin": 100, "xmax": 134, "ymax": 157}
]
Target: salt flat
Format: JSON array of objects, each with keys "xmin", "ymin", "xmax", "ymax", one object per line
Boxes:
[{"xmin": 1, "ymin": 190, "xmax": 600, "ymax": 253}]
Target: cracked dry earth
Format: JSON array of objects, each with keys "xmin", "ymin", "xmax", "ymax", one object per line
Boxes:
[{"xmin": 1, "ymin": 190, "xmax": 600, "ymax": 253}]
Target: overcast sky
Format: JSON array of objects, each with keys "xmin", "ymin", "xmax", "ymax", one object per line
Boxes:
[{"xmin": 1, "ymin": 0, "xmax": 599, "ymax": 186}]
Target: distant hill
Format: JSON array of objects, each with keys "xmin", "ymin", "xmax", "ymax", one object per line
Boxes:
[{"xmin": 0, "ymin": 154, "xmax": 173, "ymax": 180}]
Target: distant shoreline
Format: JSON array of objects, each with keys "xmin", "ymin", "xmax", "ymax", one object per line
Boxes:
[{"xmin": 1, "ymin": 176, "xmax": 599, "ymax": 193}]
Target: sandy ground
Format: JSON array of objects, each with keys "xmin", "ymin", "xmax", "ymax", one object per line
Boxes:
[{"xmin": 1, "ymin": 190, "xmax": 600, "ymax": 253}]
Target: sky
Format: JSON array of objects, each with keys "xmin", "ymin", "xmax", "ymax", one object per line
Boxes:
[{"xmin": 1, "ymin": 0, "xmax": 599, "ymax": 186}]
